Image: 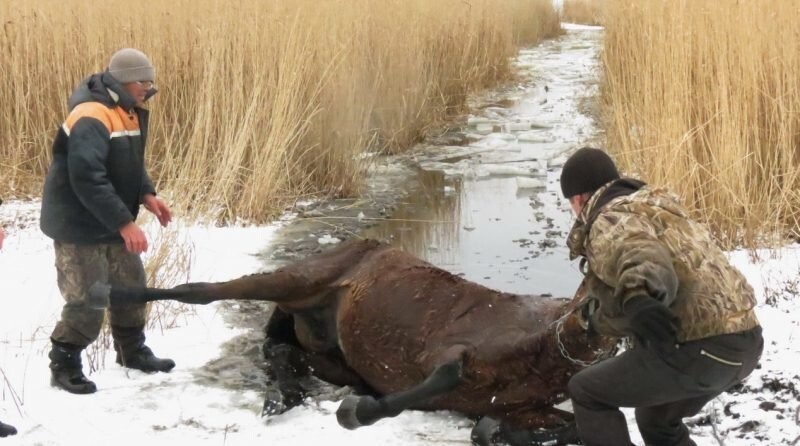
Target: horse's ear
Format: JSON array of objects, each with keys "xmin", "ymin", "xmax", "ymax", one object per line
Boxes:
[
  {"xmin": 565, "ymin": 278, "xmax": 590, "ymax": 313},
  {"xmin": 561, "ymin": 310, "xmax": 584, "ymax": 333}
]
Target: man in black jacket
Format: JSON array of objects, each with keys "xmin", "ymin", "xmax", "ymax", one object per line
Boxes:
[{"xmin": 40, "ymin": 48, "xmax": 175, "ymax": 394}]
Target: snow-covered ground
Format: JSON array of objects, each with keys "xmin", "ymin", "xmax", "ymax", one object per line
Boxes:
[
  {"xmin": 2, "ymin": 202, "xmax": 799, "ymax": 446},
  {"xmin": 1, "ymin": 24, "xmax": 799, "ymax": 446},
  {"xmin": 0, "ymin": 200, "xmax": 486, "ymax": 446}
]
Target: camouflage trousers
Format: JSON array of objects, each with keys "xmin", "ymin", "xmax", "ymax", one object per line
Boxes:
[{"xmin": 50, "ymin": 241, "xmax": 149, "ymax": 348}]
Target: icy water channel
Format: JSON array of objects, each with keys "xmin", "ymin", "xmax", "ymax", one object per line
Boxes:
[
  {"xmin": 279, "ymin": 24, "xmax": 602, "ymax": 297},
  {"xmin": 205, "ymin": 24, "xmax": 604, "ymax": 398}
]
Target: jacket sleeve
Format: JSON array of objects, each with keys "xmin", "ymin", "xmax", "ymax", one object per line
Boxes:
[
  {"xmin": 67, "ymin": 117, "xmax": 134, "ymax": 232},
  {"xmin": 141, "ymin": 169, "xmax": 156, "ymax": 200},
  {"xmin": 588, "ymin": 210, "xmax": 679, "ymax": 310}
]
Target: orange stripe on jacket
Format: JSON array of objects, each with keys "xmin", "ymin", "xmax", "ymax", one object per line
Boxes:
[{"xmin": 64, "ymin": 102, "xmax": 140, "ymax": 135}]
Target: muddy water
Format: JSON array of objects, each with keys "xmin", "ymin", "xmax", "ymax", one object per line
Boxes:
[{"xmin": 202, "ymin": 25, "xmax": 604, "ymax": 396}]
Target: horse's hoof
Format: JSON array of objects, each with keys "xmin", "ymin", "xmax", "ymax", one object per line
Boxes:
[
  {"xmin": 262, "ymin": 388, "xmax": 290, "ymax": 416},
  {"xmin": 336, "ymin": 395, "xmax": 382, "ymax": 430},
  {"xmin": 262, "ymin": 384, "xmax": 307, "ymax": 417},
  {"xmin": 471, "ymin": 417, "xmax": 502, "ymax": 446},
  {"xmin": 336, "ymin": 395, "xmax": 365, "ymax": 430}
]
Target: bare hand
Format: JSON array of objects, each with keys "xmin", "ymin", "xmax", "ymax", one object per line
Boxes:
[
  {"xmin": 119, "ymin": 222, "xmax": 148, "ymax": 254},
  {"xmin": 0, "ymin": 226, "xmax": 5, "ymax": 250},
  {"xmin": 143, "ymin": 194, "xmax": 172, "ymax": 227}
]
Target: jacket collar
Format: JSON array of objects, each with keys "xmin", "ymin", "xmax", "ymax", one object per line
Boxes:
[
  {"xmin": 66, "ymin": 71, "xmax": 157, "ymax": 113},
  {"xmin": 566, "ymin": 178, "xmax": 646, "ymax": 260},
  {"xmin": 101, "ymin": 71, "xmax": 140, "ymax": 111}
]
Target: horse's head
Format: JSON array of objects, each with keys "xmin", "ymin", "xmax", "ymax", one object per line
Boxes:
[{"xmin": 554, "ymin": 280, "xmax": 618, "ymax": 367}]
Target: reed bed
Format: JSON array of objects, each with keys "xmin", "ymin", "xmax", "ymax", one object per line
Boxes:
[
  {"xmin": 601, "ymin": 0, "xmax": 800, "ymax": 248},
  {"xmin": 562, "ymin": 0, "xmax": 604, "ymax": 26},
  {"xmin": 0, "ymin": 0, "xmax": 561, "ymax": 223}
]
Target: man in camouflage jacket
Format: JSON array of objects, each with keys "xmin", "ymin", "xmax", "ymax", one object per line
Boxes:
[{"xmin": 560, "ymin": 148, "xmax": 763, "ymax": 446}]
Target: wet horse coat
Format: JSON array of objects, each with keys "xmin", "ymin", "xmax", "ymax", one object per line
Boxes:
[{"xmin": 91, "ymin": 239, "xmax": 616, "ymax": 444}]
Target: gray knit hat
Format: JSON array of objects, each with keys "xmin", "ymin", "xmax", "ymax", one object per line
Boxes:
[{"xmin": 108, "ymin": 48, "xmax": 155, "ymax": 84}]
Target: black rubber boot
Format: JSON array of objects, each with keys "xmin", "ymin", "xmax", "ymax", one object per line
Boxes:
[
  {"xmin": 471, "ymin": 416, "xmax": 584, "ymax": 446},
  {"xmin": 112, "ymin": 325, "xmax": 175, "ymax": 373},
  {"xmin": 48, "ymin": 341, "xmax": 97, "ymax": 395},
  {"xmin": 0, "ymin": 420, "xmax": 17, "ymax": 438}
]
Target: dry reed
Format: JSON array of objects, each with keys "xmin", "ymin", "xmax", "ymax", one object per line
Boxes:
[
  {"xmin": 141, "ymin": 223, "xmax": 197, "ymax": 333},
  {"xmin": 601, "ymin": 0, "xmax": 800, "ymax": 248},
  {"xmin": 562, "ymin": 0, "xmax": 604, "ymax": 26},
  {"xmin": 0, "ymin": 0, "xmax": 561, "ymax": 223}
]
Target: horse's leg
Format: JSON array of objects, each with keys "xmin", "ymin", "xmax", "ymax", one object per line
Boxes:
[
  {"xmin": 262, "ymin": 308, "xmax": 375, "ymax": 416},
  {"xmin": 336, "ymin": 356, "xmax": 464, "ymax": 429},
  {"xmin": 263, "ymin": 343, "xmax": 378, "ymax": 415},
  {"xmin": 304, "ymin": 352, "xmax": 376, "ymax": 393},
  {"xmin": 87, "ymin": 267, "xmax": 319, "ymax": 308},
  {"xmin": 88, "ymin": 239, "xmax": 385, "ymax": 309},
  {"xmin": 262, "ymin": 308, "xmax": 310, "ymax": 416}
]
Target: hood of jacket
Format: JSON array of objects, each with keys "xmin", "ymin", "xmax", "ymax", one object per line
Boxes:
[{"xmin": 67, "ymin": 71, "xmax": 157, "ymax": 112}]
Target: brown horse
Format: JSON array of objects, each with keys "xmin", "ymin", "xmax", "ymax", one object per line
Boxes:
[{"xmin": 89, "ymin": 238, "xmax": 616, "ymax": 445}]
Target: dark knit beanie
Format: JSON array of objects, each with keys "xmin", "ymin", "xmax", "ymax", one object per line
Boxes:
[
  {"xmin": 108, "ymin": 48, "xmax": 155, "ymax": 84},
  {"xmin": 560, "ymin": 147, "xmax": 620, "ymax": 198}
]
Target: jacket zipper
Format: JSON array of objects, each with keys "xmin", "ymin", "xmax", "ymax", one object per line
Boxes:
[{"xmin": 700, "ymin": 349, "xmax": 742, "ymax": 366}]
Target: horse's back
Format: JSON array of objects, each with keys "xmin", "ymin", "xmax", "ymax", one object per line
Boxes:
[{"xmin": 334, "ymin": 245, "xmax": 566, "ymax": 396}]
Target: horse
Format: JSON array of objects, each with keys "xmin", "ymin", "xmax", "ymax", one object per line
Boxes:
[{"xmin": 89, "ymin": 238, "xmax": 616, "ymax": 445}]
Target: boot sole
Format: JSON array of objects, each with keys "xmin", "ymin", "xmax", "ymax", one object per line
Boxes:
[
  {"xmin": 116, "ymin": 359, "xmax": 175, "ymax": 373},
  {"xmin": 50, "ymin": 377, "xmax": 97, "ymax": 394},
  {"xmin": 0, "ymin": 429, "xmax": 17, "ymax": 438}
]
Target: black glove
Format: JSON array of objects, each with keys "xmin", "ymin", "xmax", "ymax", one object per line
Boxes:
[{"xmin": 623, "ymin": 295, "xmax": 679, "ymax": 347}]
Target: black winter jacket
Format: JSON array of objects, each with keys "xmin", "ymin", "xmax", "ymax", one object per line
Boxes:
[{"xmin": 40, "ymin": 72, "xmax": 156, "ymax": 244}]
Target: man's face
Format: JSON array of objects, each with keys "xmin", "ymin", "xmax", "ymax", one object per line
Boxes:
[{"xmin": 122, "ymin": 80, "xmax": 154, "ymax": 107}]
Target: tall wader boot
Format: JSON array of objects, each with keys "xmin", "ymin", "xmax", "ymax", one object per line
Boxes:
[
  {"xmin": 0, "ymin": 420, "xmax": 17, "ymax": 438},
  {"xmin": 112, "ymin": 325, "xmax": 175, "ymax": 373},
  {"xmin": 48, "ymin": 341, "xmax": 97, "ymax": 394}
]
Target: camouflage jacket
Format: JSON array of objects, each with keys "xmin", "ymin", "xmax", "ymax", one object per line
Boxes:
[{"xmin": 567, "ymin": 180, "xmax": 760, "ymax": 342}]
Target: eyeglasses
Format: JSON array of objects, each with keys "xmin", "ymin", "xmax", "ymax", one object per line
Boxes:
[{"xmin": 133, "ymin": 81, "xmax": 155, "ymax": 89}]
